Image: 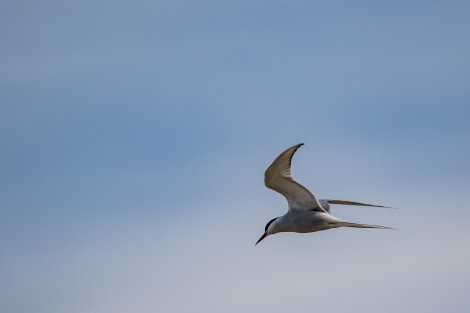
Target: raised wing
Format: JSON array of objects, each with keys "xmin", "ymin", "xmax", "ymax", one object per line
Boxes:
[
  {"xmin": 325, "ymin": 200, "xmax": 392, "ymax": 208},
  {"xmin": 264, "ymin": 143, "xmax": 326, "ymax": 212}
]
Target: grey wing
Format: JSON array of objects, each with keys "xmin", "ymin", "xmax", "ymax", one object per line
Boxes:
[{"xmin": 264, "ymin": 143, "xmax": 326, "ymax": 212}]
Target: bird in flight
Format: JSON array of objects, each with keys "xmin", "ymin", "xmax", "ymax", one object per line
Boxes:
[{"xmin": 256, "ymin": 143, "xmax": 392, "ymax": 245}]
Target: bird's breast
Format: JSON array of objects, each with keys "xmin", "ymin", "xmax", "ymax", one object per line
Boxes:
[{"xmin": 278, "ymin": 211, "xmax": 329, "ymax": 233}]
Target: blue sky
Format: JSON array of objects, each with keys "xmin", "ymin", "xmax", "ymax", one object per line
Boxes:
[{"xmin": 1, "ymin": 1, "xmax": 470, "ymax": 312}]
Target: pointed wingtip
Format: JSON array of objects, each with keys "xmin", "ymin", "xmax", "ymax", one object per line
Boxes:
[
  {"xmin": 292, "ymin": 142, "xmax": 305, "ymax": 156},
  {"xmin": 373, "ymin": 205, "xmax": 398, "ymax": 210}
]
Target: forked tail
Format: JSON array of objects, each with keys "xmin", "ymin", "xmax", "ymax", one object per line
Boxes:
[{"xmin": 340, "ymin": 222, "xmax": 394, "ymax": 230}]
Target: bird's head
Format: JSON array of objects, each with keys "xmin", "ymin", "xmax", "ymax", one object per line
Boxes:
[{"xmin": 255, "ymin": 217, "xmax": 280, "ymax": 245}]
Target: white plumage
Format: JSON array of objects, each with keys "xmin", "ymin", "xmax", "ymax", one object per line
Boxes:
[{"xmin": 256, "ymin": 143, "xmax": 392, "ymax": 245}]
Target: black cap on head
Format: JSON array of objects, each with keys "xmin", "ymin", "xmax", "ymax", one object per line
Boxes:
[{"xmin": 265, "ymin": 217, "xmax": 279, "ymax": 233}]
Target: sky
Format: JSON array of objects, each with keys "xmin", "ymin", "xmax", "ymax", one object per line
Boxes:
[{"xmin": 1, "ymin": 1, "xmax": 470, "ymax": 312}]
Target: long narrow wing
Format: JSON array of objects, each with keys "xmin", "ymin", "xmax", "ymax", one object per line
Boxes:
[
  {"xmin": 264, "ymin": 143, "xmax": 326, "ymax": 212},
  {"xmin": 325, "ymin": 200, "xmax": 392, "ymax": 208}
]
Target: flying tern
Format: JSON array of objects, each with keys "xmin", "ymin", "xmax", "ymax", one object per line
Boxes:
[{"xmin": 256, "ymin": 143, "xmax": 392, "ymax": 245}]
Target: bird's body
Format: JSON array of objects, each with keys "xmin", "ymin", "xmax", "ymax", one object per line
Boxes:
[
  {"xmin": 256, "ymin": 143, "xmax": 392, "ymax": 245},
  {"xmin": 267, "ymin": 210, "xmax": 341, "ymax": 233}
]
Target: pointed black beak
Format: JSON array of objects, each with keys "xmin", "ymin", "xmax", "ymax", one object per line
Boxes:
[{"xmin": 255, "ymin": 232, "xmax": 268, "ymax": 245}]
